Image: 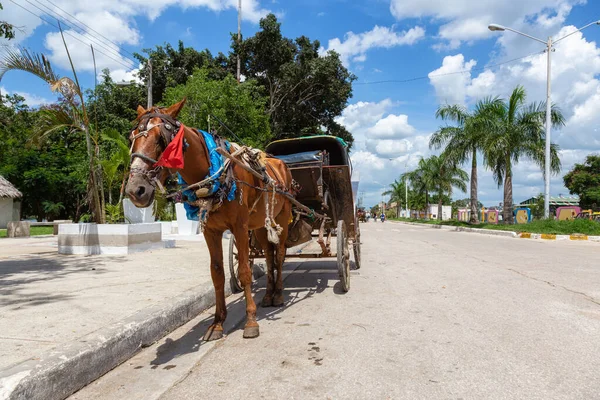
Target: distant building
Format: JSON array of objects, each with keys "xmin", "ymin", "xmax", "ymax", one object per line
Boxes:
[
  {"xmin": 0, "ymin": 175, "xmax": 22, "ymax": 229},
  {"xmin": 519, "ymin": 195, "xmax": 580, "ymax": 215}
]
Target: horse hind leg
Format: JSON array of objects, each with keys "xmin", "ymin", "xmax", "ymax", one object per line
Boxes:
[
  {"xmin": 232, "ymin": 224, "xmax": 260, "ymax": 339},
  {"xmin": 202, "ymin": 228, "xmax": 227, "ymax": 341},
  {"xmin": 273, "ymin": 201, "xmax": 291, "ymax": 307},
  {"xmin": 254, "ymin": 228, "xmax": 275, "ymax": 307}
]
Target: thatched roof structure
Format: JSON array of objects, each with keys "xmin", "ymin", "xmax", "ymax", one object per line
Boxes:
[{"xmin": 0, "ymin": 175, "xmax": 22, "ymax": 198}]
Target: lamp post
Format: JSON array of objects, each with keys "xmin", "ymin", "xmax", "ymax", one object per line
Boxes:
[{"xmin": 488, "ymin": 21, "xmax": 600, "ymax": 219}]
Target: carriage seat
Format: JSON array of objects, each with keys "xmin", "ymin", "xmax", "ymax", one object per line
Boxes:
[{"xmin": 274, "ymin": 150, "xmax": 325, "ymax": 165}]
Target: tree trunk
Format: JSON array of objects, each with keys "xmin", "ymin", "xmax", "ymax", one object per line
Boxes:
[
  {"xmin": 438, "ymin": 193, "xmax": 442, "ymax": 221},
  {"xmin": 469, "ymin": 147, "xmax": 479, "ymax": 224},
  {"xmin": 503, "ymin": 160, "xmax": 514, "ymax": 224}
]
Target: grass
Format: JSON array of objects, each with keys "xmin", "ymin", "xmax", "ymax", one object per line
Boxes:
[
  {"xmin": 0, "ymin": 226, "xmax": 54, "ymax": 238},
  {"xmin": 392, "ymin": 217, "xmax": 600, "ymax": 236}
]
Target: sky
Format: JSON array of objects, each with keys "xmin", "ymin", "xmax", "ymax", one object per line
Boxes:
[{"xmin": 2, "ymin": 0, "xmax": 600, "ymax": 208}]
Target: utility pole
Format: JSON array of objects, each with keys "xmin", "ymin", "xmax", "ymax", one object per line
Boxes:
[
  {"xmin": 147, "ymin": 59, "xmax": 153, "ymax": 109},
  {"xmin": 237, "ymin": 0, "xmax": 242, "ymax": 83},
  {"xmin": 405, "ymin": 162, "xmax": 408, "ymax": 218}
]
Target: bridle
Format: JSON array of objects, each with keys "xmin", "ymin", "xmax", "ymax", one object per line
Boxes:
[{"xmin": 128, "ymin": 111, "xmax": 184, "ymax": 192}]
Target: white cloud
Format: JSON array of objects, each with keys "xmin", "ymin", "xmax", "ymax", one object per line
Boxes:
[
  {"xmin": 428, "ymin": 54, "xmax": 477, "ymax": 105},
  {"xmin": 366, "ymin": 114, "xmax": 416, "ymax": 139},
  {"xmin": 321, "ymin": 25, "xmax": 425, "ymax": 66},
  {"xmin": 0, "ymin": 86, "xmax": 53, "ymax": 107},
  {"xmin": 110, "ymin": 67, "xmax": 142, "ymax": 83},
  {"xmin": 338, "ymin": 98, "xmax": 433, "ymax": 206},
  {"xmin": 3, "ymin": 0, "xmax": 271, "ymax": 76},
  {"xmin": 389, "ymin": 0, "xmax": 583, "ymax": 49}
]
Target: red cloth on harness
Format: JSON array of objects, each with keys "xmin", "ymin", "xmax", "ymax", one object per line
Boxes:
[{"xmin": 154, "ymin": 124, "xmax": 185, "ymax": 169}]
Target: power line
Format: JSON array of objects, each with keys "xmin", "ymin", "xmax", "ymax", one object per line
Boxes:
[
  {"xmin": 8, "ymin": 0, "xmax": 134, "ymax": 71},
  {"xmin": 354, "ymin": 52, "xmax": 545, "ymax": 85},
  {"xmin": 21, "ymin": 0, "xmax": 136, "ymax": 66},
  {"xmin": 41, "ymin": 0, "xmax": 138, "ymax": 59}
]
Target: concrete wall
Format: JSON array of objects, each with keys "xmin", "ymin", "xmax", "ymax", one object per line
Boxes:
[
  {"xmin": 0, "ymin": 197, "xmax": 14, "ymax": 229},
  {"xmin": 58, "ymin": 223, "xmax": 173, "ymax": 255}
]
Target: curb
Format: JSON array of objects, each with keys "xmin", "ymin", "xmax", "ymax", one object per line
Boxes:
[
  {"xmin": 391, "ymin": 221, "xmax": 600, "ymax": 242},
  {"xmin": 518, "ymin": 232, "xmax": 600, "ymax": 241},
  {"xmin": 0, "ymin": 266, "xmax": 265, "ymax": 400}
]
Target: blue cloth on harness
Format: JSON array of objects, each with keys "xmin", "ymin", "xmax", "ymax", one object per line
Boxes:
[{"xmin": 177, "ymin": 130, "xmax": 237, "ymax": 221}]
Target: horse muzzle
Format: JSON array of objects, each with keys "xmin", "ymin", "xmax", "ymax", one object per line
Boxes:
[{"xmin": 125, "ymin": 174, "xmax": 155, "ymax": 208}]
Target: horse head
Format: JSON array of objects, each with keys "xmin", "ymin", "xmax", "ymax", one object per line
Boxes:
[{"xmin": 125, "ymin": 99, "xmax": 187, "ymax": 208}]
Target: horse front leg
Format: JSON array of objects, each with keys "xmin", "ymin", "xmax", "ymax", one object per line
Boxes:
[
  {"xmin": 202, "ymin": 228, "xmax": 227, "ymax": 341},
  {"xmin": 232, "ymin": 223, "xmax": 260, "ymax": 338}
]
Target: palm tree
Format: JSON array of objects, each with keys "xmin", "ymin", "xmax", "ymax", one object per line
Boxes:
[
  {"xmin": 0, "ymin": 44, "xmax": 105, "ymax": 222},
  {"xmin": 383, "ymin": 177, "xmax": 407, "ymax": 217},
  {"xmin": 101, "ymin": 128, "xmax": 131, "ymax": 205},
  {"xmin": 429, "ymin": 154, "xmax": 468, "ymax": 220},
  {"xmin": 403, "ymin": 157, "xmax": 437, "ymax": 219},
  {"xmin": 484, "ymin": 86, "xmax": 564, "ymax": 223},
  {"xmin": 430, "ymin": 97, "xmax": 503, "ymax": 223}
]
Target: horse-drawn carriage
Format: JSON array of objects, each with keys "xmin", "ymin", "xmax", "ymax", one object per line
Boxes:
[{"xmin": 228, "ymin": 135, "xmax": 361, "ymax": 293}]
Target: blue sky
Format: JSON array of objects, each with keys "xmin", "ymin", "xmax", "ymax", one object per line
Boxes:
[{"xmin": 3, "ymin": 0, "xmax": 600, "ymax": 208}]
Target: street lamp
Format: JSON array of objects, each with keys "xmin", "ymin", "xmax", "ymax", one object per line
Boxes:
[{"xmin": 488, "ymin": 20, "xmax": 600, "ymax": 219}]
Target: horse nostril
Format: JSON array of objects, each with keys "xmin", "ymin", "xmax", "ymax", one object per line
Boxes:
[{"xmin": 135, "ymin": 186, "xmax": 146, "ymax": 198}]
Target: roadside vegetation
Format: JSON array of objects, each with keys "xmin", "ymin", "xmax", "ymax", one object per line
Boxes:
[
  {"xmin": 391, "ymin": 218, "xmax": 600, "ymax": 236},
  {"xmin": 0, "ymin": 226, "xmax": 53, "ymax": 238}
]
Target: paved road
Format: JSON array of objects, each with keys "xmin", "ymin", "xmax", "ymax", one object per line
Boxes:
[{"xmin": 74, "ymin": 223, "xmax": 600, "ymax": 400}]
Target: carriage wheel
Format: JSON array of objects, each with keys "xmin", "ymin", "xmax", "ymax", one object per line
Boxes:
[
  {"xmin": 353, "ymin": 223, "xmax": 361, "ymax": 270},
  {"xmin": 337, "ymin": 220, "xmax": 350, "ymax": 292},
  {"xmin": 228, "ymin": 234, "xmax": 254, "ymax": 293}
]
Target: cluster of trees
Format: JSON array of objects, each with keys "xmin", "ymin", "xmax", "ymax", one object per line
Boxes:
[
  {"xmin": 0, "ymin": 14, "xmax": 354, "ymax": 222},
  {"xmin": 385, "ymin": 86, "xmax": 564, "ymax": 223}
]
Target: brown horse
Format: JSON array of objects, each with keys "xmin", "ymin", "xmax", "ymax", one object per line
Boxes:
[{"xmin": 125, "ymin": 99, "xmax": 293, "ymax": 339}]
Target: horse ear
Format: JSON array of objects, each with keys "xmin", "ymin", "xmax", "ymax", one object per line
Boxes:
[
  {"xmin": 165, "ymin": 98, "xmax": 186, "ymax": 118},
  {"xmin": 136, "ymin": 105, "xmax": 146, "ymax": 117}
]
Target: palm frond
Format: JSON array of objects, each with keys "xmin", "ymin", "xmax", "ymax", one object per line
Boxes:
[{"xmin": 0, "ymin": 47, "xmax": 60, "ymax": 83}]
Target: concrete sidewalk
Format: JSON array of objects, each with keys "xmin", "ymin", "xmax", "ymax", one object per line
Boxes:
[{"xmin": 0, "ymin": 235, "xmax": 233, "ymax": 400}]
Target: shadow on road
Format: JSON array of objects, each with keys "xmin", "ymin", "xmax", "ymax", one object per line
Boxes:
[
  {"xmin": 150, "ymin": 259, "xmax": 342, "ymax": 367},
  {"xmin": 0, "ymin": 255, "xmax": 118, "ymax": 308}
]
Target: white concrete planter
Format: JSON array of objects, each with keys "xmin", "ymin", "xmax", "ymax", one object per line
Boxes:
[
  {"xmin": 58, "ymin": 223, "xmax": 174, "ymax": 255},
  {"xmin": 175, "ymin": 203, "xmax": 199, "ymax": 236},
  {"xmin": 123, "ymin": 199, "xmax": 155, "ymax": 224}
]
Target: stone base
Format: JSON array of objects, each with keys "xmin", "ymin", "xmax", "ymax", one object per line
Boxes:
[
  {"xmin": 7, "ymin": 221, "xmax": 30, "ymax": 238},
  {"xmin": 58, "ymin": 223, "xmax": 174, "ymax": 255}
]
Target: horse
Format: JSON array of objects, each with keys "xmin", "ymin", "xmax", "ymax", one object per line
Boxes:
[{"xmin": 125, "ymin": 99, "xmax": 293, "ymax": 339}]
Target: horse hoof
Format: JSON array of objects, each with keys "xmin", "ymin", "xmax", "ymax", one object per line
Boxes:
[
  {"xmin": 203, "ymin": 326, "xmax": 223, "ymax": 341},
  {"xmin": 272, "ymin": 296, "xmax": 284, "ymax": 307},
  {"xmin": 243, "ymin": 325, "xmax": 260, "ymax": 339},
  {"xmin": 261, "ymin": 297, "xmax": 273, "ymax": 307}
]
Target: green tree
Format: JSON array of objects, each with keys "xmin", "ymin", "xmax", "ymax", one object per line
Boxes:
[
  {"xmin": 403, "ymin": 157, "xmax": 437, "ymax": 219},
  {"xmin": 563, "ymin": 155, "xmax": 600, "ymax": 209},
  {"xmin": 0, "ymin": 46, "xmax": 105, "ymax": 222},
  {"xmin": 431, "ymin": 97, "xmax": 503, "ymax": 223},
  {"xmin": 135, "ymin": 41, "xmax": 230, "ymax": 105},
  {"xmin": 428, "ymin": 155, "xmax": 468, "ymax": 220},
  {"xmin": 0, "ymin": 94, "xmax": 88, "ymax": 221},
  {"xmin": 236, "ymin": 14, "xmax": 355, "ymax": 145},
  {"xmin": 100, "ymin": 128, "xmax": 130, "ymax": 205},
  {"xmin": 163, "ymin": 68, "xmax": 271, "ymax": 147},
  {"xmin": 484, "ymin": 86, "xmax": 564, "ymax": 223},
  {"xmin": 87, "ymin": 70, "xmax": 147, "ymax": 133}
]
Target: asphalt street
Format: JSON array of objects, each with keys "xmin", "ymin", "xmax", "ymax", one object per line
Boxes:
[{"xmin": 73, "ymin": 222, "xmax": 600, "ymax": 400}]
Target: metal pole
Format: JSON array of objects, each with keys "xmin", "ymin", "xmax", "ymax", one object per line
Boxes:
[
  {"xmin": 544, "ymin": 38, "xmax": 552, "ymax": 219},
  {"xmin": 405, "ymin": 162, "xmax": 408, "ymax": 218},
  {"xmin": 147, "ymin": 59, "xmax": 152, "ymax": 109},
  {"xmin": 237, "ymin": 0, "xmax": 241, "ymax": 83}
]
